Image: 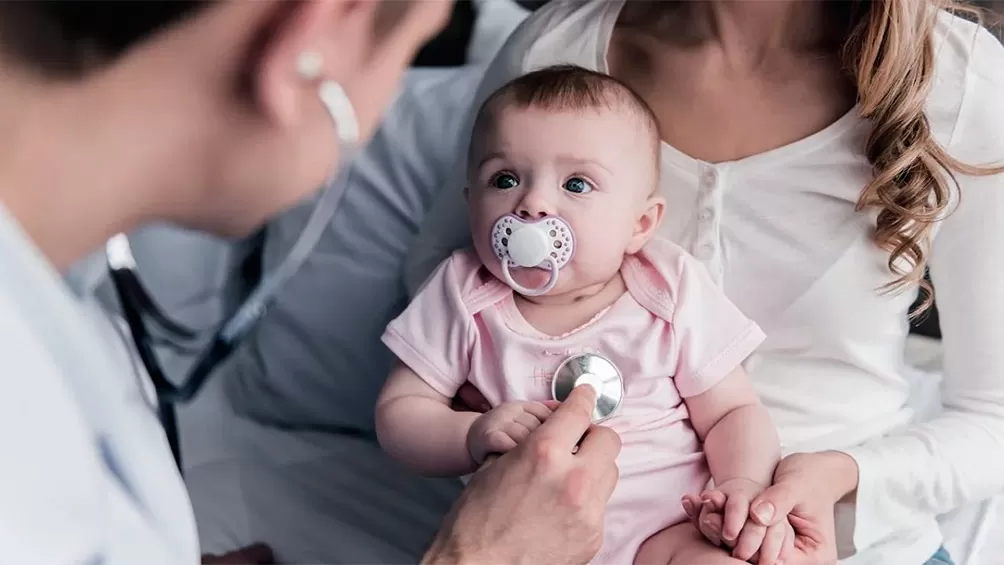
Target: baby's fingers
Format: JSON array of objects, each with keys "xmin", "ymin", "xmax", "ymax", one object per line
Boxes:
[
  {"xmin": 522, "ymin": 401, "xmax": 555, "ymax": 422},
  {"xmin": 513, "ymin": 409, "xmax": 546, "ymax": 432},
  {"xmin": 720, "ymin": 492, "xmax": 751, "ymax": 544},
  {"xmin": 700, "ymin": 489, "xmax": 727, "ymax": 513},
  {"xmin": 482, "ymin": 429, "xmax": 519, "ymax": 457},
  {"xmin": 500, "ymin": 420, "xmax": 536, "ymax": 444}
]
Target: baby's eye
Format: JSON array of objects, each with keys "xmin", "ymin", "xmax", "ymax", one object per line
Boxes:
[
  {"xmin": 563, "ymin": 177, "xmax": 592, "ymax": 194},
  {"xmin": 490, "ymin": 173, "xmax": 519, "ymax": 190}
]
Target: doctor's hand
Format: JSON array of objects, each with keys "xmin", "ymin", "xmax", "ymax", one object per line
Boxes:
[
  {"xmin": 466, "ymin": 400, "xmax": 556, "ymax": 464},
  {"xmin": 424, "ymin": 386, "xmax": 621, "ymax": 565}
]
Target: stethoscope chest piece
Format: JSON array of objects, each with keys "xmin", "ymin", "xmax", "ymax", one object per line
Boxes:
[{"xmin": 551, "ymin": 353, "xmax": 623, "ymax": 423}]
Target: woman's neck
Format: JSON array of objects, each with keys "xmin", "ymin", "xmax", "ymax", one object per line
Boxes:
[
  {"xmin": 0, "ymin": 59, "xmax": 207, "ymax": 271},
  {"xmin": 622, "ymin": 0, "xmax": 844, "ymax": 69}
]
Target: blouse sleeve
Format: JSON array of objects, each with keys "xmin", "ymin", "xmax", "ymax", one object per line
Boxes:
[
  {"xmin": 841, "ymin": 27, "xmax": 1004, "ymax": 551},
  {"xmin": 382, "ymin": 254, "xmax": 476, "ymax": 397}
]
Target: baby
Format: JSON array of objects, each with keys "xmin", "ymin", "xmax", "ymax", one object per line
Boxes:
[{"xmin": 376, "ymin": 65, "xmax": 785, "ymax": 565}]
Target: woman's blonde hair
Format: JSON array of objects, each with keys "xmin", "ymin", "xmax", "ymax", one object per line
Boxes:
[{"xmin": 845, "ymin": 0, "xmax": 1003, "ymax": 314}]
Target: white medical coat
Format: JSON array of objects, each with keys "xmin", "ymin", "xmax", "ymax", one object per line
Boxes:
[{"xmin": 0, "ymin": 204, "xmax": 200, "ymax": 564}]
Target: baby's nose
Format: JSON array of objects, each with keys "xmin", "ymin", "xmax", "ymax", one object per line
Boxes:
[
  {"xmin": 516, "ymin": 191, "xmax": 554, "ymax": 220},
  {"xmin": 517, "ymin": 208, "xmax": 549, "ymax": 220}
]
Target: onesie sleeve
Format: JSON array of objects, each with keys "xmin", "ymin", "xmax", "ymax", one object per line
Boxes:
[
  {"xmin": 382, "ymin": 253, "xmax": 476, "ymax": 397},
  {"xmin": 669, "ymin": 253, "xmax": 766, "ymax": 398}
]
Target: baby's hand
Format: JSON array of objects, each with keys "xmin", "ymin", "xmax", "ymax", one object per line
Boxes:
[
  {"xmin": 700, "ymin": 478, "xmax": 793, "ymax": 565},
  {"xmin": 466, "ymin": 401, "xmax": 556, "ymax": 465}
]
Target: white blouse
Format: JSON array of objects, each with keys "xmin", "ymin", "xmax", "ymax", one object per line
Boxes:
[{"xmin": 404, "ymin": 2, "xmax": 1004, "ymax": 564}]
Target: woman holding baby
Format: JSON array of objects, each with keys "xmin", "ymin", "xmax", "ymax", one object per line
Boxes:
[{"xmin": 405, "ymin": 1, "xmax": 1004, "ymax": 564}]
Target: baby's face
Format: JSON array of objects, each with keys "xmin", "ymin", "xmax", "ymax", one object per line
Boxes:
[{"xmin": 467, "ymin": 106, "xmax": 662, "ymax": 298}]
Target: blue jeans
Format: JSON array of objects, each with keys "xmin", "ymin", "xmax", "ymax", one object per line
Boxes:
[{"xmin": 924, "ymin": 546, "xmax": 954, "ymax": 565}]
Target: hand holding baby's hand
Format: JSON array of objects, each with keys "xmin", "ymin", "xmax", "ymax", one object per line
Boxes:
[
  {"xmin": 690, "ymin": 478, "xmax": 793, "ymax": 565},
  {"xmin": 467, "ymin": 401, "xmax": 556, "ymax": 465}
]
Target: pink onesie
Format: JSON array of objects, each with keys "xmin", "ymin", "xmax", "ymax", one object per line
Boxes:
[{"xmin": 383, "ymin": 238, "xmax": 765, "ymax": 565}]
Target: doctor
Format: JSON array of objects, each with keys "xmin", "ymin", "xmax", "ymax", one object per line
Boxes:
[{"xmin": 0, "ymin": 1, "xmax": 620, "ymax": 564}]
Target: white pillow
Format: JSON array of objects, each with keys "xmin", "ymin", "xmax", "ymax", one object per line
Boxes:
[{"xmin": 223, "ymin": 67, "xmax": 486, "ymax": 431}]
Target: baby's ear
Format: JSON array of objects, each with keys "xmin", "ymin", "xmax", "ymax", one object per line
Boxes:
[{"xmin": 626, "ymin": 195, "xmax": 665, "ymax": 254}]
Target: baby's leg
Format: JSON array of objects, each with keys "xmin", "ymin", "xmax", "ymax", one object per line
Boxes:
[{"xmin": 634, "ymin": 522, "xmax": 746, "ymax": 565}]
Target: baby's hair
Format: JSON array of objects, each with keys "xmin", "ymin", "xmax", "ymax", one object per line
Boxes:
[{"xmin": 468, "ymin": 65, "xmax": 662, "ymax": 178}]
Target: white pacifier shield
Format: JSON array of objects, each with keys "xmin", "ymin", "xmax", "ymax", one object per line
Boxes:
[
  {"xmin": 507, "ymin": 225, "xmax": 550, "ymax": 268},
  {"xmin": 490, "ymin": 215, "xmax": 574, "ymax": 269}
]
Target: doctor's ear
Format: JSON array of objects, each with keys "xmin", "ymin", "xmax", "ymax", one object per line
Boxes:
[
  {"xmin": 626, "ymin": 195, "xmax": 665, "ymax": 254},
  {"xmin": 252, "ymin": 0, "xmax": 379, "ymax": 126}
]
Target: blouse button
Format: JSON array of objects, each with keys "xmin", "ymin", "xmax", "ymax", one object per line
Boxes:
[
  {"xmin": 702, "ymin": 168, "xmax": 718, "ymax": 187},
  {"xmin": 699, "ymin": 208, "xmax": 713, "ymax": 221}
]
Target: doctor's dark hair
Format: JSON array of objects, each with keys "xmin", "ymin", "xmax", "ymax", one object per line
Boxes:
[
  {"xmin": 0, "ymin": 1, "xmax": 417, "ymax": 78},
  {"xmin": 468, "ymin": 65, "xmax": 662, "ymax": 175}
]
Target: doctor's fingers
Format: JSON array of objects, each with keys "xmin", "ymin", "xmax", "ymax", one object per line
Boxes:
[
  {"xmin": 574, "ymin": 426, "xmax": 621, "ymax": 501},
  {"xmin": 575, "ymin": 424, "xmax": 621, "ymax": 464},
  {"xmin": 533, "ymin": 385, "xmax": 598, "ymax": 449}
]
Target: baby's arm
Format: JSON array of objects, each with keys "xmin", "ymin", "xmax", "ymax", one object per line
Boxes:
[
  {"xmin": 686, "ymin": 365, "xmax": 780, "ymax": 490},
  {"xmin": 375, "ymin": 253, "xmax": 482, "ymax": 477},
  {"xmin": 685, "ymin": 365, "xmax": 783, "ymax": 563},
  {"xmin": 375, "ymin": 362, "xmax": 481, "ymax": 477}
]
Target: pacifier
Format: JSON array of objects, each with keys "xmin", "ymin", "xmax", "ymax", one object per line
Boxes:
[{"xmin": 490, "ymin": 214, "xmax": 575, "ymax": 296}]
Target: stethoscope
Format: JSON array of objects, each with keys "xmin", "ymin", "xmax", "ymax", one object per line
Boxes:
[
  {"xmin": 106, "ymin": 68, "xmax": 360, "ymax": 472},
  {"xmin": 551, "ymin": 353, "xmax": 624, "ymax": 423}
]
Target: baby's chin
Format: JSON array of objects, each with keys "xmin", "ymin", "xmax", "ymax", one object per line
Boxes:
[{"xmin": 503, "ymin": 266, "xmax": 554, "ymax": 292}]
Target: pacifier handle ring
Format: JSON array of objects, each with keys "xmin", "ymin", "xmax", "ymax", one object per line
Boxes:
[{"xmin": 501, "ymin": 257, "xmax": 560, "ymax": 297}]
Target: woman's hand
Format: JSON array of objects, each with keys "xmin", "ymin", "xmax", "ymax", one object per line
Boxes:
[
  {"xmin": 693, "ymin": 479, "xmax": 793, "ymax": 565},
  {"xmin": 424, "ymin": 386, "xmax": 622, "ymax": 565},
  {"xmin": 683, "ymin": 452, "xmax": 858, "ymax": 565}
]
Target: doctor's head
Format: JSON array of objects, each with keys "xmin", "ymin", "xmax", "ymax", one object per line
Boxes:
[
  {"xmin": 0, "ymin": 0, "xmax": 449, "ymax": 246},
  {"xmin": 465, "ymin": 66, "xmax": 665, "ymax": 300}
]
